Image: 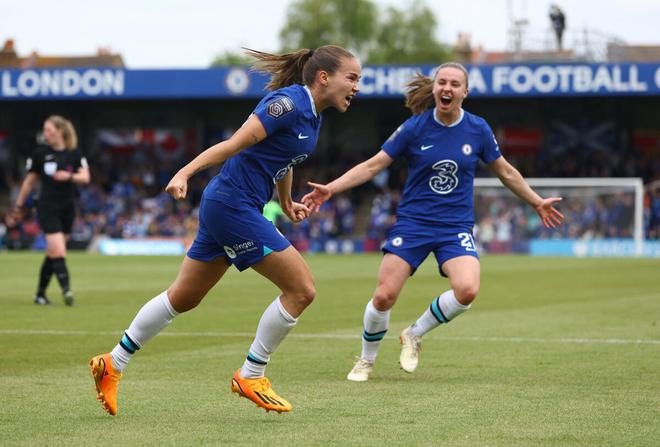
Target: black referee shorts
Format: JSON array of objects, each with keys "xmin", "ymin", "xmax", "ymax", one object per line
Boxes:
[{"xmin": 37, "ymin": 201, "xmax": 76, "ymax": 234}]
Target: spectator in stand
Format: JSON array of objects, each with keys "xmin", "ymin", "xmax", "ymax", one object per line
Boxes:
[
  {"xmin": 334, "ymin": 194, "xmax": 355, "ymax": 235},
  {"xmin": 3, "ymin": 212, "xmax": 31, "ymax": 249},
  {"xmin": 648, "ymin": 185, "xmax": 660, "ymax": 239}
]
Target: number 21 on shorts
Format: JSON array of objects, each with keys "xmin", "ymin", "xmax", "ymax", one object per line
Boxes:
[{"xmin": 458, "ymin": 232, "xmax": 476, "ymax": 252}]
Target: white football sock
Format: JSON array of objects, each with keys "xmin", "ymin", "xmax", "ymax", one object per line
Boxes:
[
  {"xmin": 240, "ymin": 296, "xmax": 297, "ymax": 378},
  {"xmin": 360, "ymin": 299, "xmax": 391, "ymax": 362},
  {"xmin": 111, "ymin": 291, "xmax": 179, "ymax": 371},
  {"xmin": 409, "ymin": 290, "xmax": 470, "ymax": 337}
]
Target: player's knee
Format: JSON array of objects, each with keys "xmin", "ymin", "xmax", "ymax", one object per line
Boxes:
[
  {"xmin": 372, "ymin": 288, "xmax": 397, "ymax": 310},
  {"xmin": 284, "ymin": 280, "xmax": 316, "ymax": 307},
  {"xmin": 454, "ymin": 284, "xmax": 479, "ymax": 305},
  {"xmin": 167, "ymin": 286, "xmax": 206, "ymax": 313},
  {"xmin": 297, "ymin": 282, "xmax": 316, "ymax": 306},
  {"xmin": 279, "ymin": 282, "xmax": 315, "ymax": 317}
]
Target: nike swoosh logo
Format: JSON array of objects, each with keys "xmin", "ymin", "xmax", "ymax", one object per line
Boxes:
[
  {"xmin": 420, "ymin": 145, "xmax": 434, "ymax": 151},
  {"xmin": 298, "ymin": 133, "xmax": 309, "ymax": 139}
]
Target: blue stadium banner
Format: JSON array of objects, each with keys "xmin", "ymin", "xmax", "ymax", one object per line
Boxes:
[
  {"xmin": 530, "ymin": 239, "xmax": 660, "ymax": 258},
  {"xmin": 1, "ymin": 62, "xmax": 659, "ymax": 100},
  {"xmin": 97, "ymin": 238, "xmax": 186, "ymax": 255}
]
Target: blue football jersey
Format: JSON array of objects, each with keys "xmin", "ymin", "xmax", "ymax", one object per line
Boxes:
[
  {"xmin": 204, "ymin": 84, "xmax": 321, "ymax": 209},
  {"xmin": 382, "ymin": 108, "xmax": 501, "ymax": 227}
]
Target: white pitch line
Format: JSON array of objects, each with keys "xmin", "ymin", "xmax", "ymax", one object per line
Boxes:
[{"xmin": 1, "ymin": 329, "xmax": 659, "ymax": 346}]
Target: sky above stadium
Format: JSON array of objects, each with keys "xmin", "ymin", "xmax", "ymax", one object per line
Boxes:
[{"xmin": 2, "ymin": 0, "xmax": 659, "ymax": 68}]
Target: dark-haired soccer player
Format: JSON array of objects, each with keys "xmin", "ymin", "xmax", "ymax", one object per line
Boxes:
[{"xmin": 90, "ymin": 45, "xmax": 361, "ymax": 415}]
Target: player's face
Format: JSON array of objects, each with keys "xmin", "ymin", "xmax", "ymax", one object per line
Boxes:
[
  {"xmin": 325, "ymin": 56, "xmax": 361, "ymax": 112},
  {"xmin": 432, "ymin": 67, "xmax": 468, "ymax": 115},
  {"xmin": 42, "ymin": 120, "xmax": 64, "ymax": 148}
]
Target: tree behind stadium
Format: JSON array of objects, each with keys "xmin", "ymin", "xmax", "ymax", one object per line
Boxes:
[{"xmin": 279, "ymin": 0, "xmax": 452, "ymax": 64}]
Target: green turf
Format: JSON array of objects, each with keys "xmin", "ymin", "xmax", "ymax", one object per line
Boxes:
[{"xmin": 0, "ymin": 253, "xmax": 658, "ymax": 446}]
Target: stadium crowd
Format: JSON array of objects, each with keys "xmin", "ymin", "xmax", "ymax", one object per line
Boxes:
[{"xmin": 1, "ymin": 131, "xmax": 659, "ymax": 251}]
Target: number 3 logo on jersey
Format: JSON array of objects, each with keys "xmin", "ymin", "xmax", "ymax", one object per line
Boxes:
[{"xmin": 429, "ymin": 159, "xmax": 458, "ymax": 194}]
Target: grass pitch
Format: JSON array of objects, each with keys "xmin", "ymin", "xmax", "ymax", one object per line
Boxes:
[{"xmin": 0, "ymin": 253, "xmax": 658, "ymax": 446}]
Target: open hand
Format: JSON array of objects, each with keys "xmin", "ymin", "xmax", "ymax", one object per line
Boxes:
[
  {"xmin": 301, "ymin": 182, "xmax": 332, "ymax": 213},
  {"xmin": 535, "ymin": 197, "xmax": 564, "ymax": 228}
]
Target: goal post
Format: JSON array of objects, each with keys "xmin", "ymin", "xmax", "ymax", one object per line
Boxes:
[{"xmin": 473, "ymin": 177, "xmax": 646, "ymax": 257}]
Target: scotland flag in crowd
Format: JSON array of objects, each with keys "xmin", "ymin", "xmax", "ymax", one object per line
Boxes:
[{"xmin": 547, "ymin": 119, "xmax": 618, "ymax": 154}]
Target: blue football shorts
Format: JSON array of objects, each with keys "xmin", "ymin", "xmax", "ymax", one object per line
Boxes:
[
  {"xmin": 187, "ymin": 197, "xmax": 291, "ymax": 271},
  {"xmin": 382, "ymin": 221, "xmax": 479, "ymax": 276}
]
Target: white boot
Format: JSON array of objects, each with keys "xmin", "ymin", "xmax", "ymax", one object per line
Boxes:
[
  {"xmin": 399, "ymin": 326, "xmax": 422, "ymax": 373},
  {"xmin": 347, "ymin": 358, "xmax": 375, "ymax": 382}
]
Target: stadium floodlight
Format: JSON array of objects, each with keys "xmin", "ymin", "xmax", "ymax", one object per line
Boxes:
[{"xmin": 474, "ymin": 177, "xmax": 645, "ymax": 257}]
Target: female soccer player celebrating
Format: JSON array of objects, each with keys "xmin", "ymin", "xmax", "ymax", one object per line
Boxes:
[
  {"xmin": 90, "ymin": 45, "xmax": 361, "ymax": 414},
  {"xmin": 14, "ymin": 115, "xmax": 90, "ymax": 306},
  {"xmin": 302, "ymin": 62, "xmax": 564, "ymax": 382}
]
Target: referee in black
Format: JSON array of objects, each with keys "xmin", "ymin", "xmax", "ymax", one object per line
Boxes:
[{"xmin": 14, "ymin": 115, "xmax": 90, "ymax": 305}]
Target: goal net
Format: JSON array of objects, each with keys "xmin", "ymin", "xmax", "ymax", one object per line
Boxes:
[{"xmin": 473, "ymin": 177, "xmax": 645, "ymax": 257}]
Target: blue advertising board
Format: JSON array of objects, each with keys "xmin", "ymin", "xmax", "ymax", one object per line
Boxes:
[
  {"xmin": 1, "ymin": 62, "xmax": 659, "ymax": 100},
  {"xmin": 98, "ymin": 238, "xmax": 186, "ymax": 255},
  {"xmin": 530, "ymin": 239, "xmax": 660, "ymax": 257}
]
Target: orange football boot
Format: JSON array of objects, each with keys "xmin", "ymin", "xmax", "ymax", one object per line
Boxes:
[
  {"xmin": 89, "ymin": 353, "xmax": 122, "ymax": 416},
  {"xmin": 231, "ymin": 370, "xmax": 292, "ymax": 413}
]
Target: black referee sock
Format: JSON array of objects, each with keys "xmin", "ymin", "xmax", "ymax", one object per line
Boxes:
[
  {"xmin": 51, "ymin": 257, "xmax": 71, "ymax": 293},
  {"xmin": 37, "ymin": 257, "xmax": 54, "ymax": 296}
]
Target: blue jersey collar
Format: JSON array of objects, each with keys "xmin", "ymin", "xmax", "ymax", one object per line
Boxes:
[
  {"xmin": 303, "ymin": 85, "xmax": 318, "ymax": 117},
  {"xmin": 433, "ymin": 108, "xmax": 464, "ymax": 127}
]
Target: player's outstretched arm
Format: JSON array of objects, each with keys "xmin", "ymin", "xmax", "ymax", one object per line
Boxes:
[
  {"xmin": 488, "ymin": 156, "xmax": 564, "ymax": 229},
  {"xmin": 166, "ymin": 114, "xmax": 267, "ymax": 200},
  {"xmin": 302, "ymin": 150, "xmax": 393, "ymax": 212}
]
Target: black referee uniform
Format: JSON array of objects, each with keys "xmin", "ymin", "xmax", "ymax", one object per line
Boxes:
[
  {"xmin": 27, "ymin": 145, "xmax": 87, "ymax": 305},
  {"xmin": 28, "ymin": 145, "xmax": 87, "ymax": 233}
]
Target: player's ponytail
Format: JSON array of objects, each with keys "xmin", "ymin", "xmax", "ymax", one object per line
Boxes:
[
  {"xmin": 404, "ymin": 73, "xmax": 435, "ymax": 115},
  {"xmin": 405, "ymin": 62, "xmax": 469, "ymax": 115},
  {"xmin": 245, "ymin": 45, "xmax": 355, "ymax": 91},
  {"xmin": 47, "ymin": 115, "xmax": 78, "ymax": 150}
]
